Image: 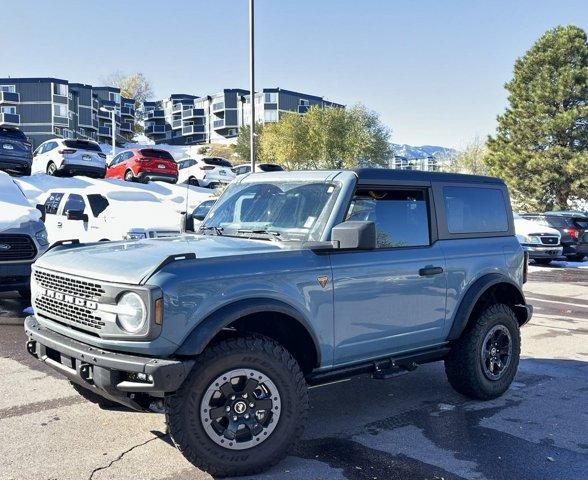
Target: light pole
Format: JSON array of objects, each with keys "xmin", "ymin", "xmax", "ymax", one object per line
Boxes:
[
  {"xmin": 99, "ymin": 107, "xmax": 116, "ymax": 160},
  {"xmin": 249, "ymin": 0, "xmax": 256, "ymax": 171}
]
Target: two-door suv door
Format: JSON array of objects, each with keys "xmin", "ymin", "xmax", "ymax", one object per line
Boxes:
[{"xmin": 331, "ymin": 186, "xmax": 447, "ymax": 366}]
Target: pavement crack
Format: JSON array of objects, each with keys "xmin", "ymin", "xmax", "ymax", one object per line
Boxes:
[{"xmin": 88, "ymin": 431, "xmax": 167, "ymax": 480}]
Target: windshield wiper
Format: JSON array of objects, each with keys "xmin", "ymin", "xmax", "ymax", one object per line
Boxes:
[
  {"xmin": 199, "ymin": 225, "xmax": 224, "ymax": 236},
  {"xmin": 236, "ymin": 229, "xmax": 282, "ymax": 241}
]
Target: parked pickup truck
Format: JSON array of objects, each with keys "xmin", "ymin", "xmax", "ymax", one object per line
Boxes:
[{"xmin": 24, "ymin": 169, "xmax": 532, "ymax": 477}]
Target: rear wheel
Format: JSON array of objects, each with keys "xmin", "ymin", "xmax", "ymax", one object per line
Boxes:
[
  {"xmin": 566, "ymin": 254, "xmax": 585, "ymax": 262},
  {"xmin": 187, "ymin": 176, "xmax": 199, "ymax": 187},
  {"xmin": 534, "ymin": 258, "xmax": 552, "ymax": 265},
  {"xmin": 46, "ymin": 162, "xmax": 57, "ymax": 176},
  {"xmin": 445, "ymin": 304, "xmax": 520, "ymax": 400},
  {"xmin": 124, "ymin": 170, "xmax": 134, "ymax": 182},
  {"xmin": 166, "ymin": 335, "xmax": 308, "ymax": 477}
]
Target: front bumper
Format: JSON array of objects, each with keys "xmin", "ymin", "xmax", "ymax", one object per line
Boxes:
[
  {"xmin": 522, "ymin": 245, "xmax": 563, "ymax": 259},
  {"xmin": 136, "ymin": 171, "xmax": 177, "ymax": 183},
  {"xmin": 0, "ymin": 262, "xmax": 32, "ymax": 292},
  {"xmin": 24, "ymin": 316, "xmax": 194, "ymax": 410},
  {"xmin": 57, "ymin": 164, "xmax": 106, "ymax": 178}
]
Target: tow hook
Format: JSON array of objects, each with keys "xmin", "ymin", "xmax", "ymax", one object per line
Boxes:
[
  {"xmin": 26, "ymin": 340, "xmax": 37, "ymax": 357},
  {"xmin": 79, "ymin": 363, "xmax": 92, "ymax": 382}
]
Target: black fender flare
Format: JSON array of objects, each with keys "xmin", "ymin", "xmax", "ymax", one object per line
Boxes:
[
  {"xmin": 174, "ymin": 298, "xmax": 322, "ymax": 365},
  {"xmin": 447, "ymin": 273, "xmax": 528, "ymax": 341}
]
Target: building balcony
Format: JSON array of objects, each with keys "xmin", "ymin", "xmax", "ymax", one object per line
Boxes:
[
  {"xmin": 212, "ymin": 119, "xmax": 228, "ymax": 130},
  {"xmin": 92, "ymin": 118, "xmax": 99, "ymax": 129},
  {"xmin": 211, "ymin": 102, "xmax": 225, "ymax": 112},
  {"xmin": 145, "ymin": 124, "xmax": 169, "ymax": 135},
  {"xmin": 146, "ymin": 109, "xmax": 165, "ymax": 120},
  {"xmin": 97, "ymin": 109, "xmax": 111, "ymax": 119},
  {"xmin": 92, "ymin": 98, "xmax": 99, "ymax": 111},
  {"xmin": 98, "ymin": 126, "xmax": 111, "ymax": 137},
  {"xmin": 0, "ymin": 91, "xmax": 20, "ymax": 104},
  {"xmin": 182, "ymin": 107, "xmax": 205, "ymax": 119},
  {"xmin": 121, "ymin": 105, "xmax": 135, "ymax": 117},
  {"xmin": 172, "ymin": 119, "xmax": 183, "ymax": 130},
  {"xmin": 182, "ymin": 124, "xmax": 205, "ymax": 135},
  {"xmin": 120, "ymin": 122, "xmax": 133, "ymax": 133},
  {"xmin": 0, "ymin": 112, "xmax": 20, "ymax": 125}
]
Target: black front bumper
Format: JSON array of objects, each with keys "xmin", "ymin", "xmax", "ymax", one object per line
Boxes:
[
  {"xmin": 24, "ymin": 316, "xmax": 194, "ymax": 410},
  {"xmin": 0, "ymin": 262, "xmax": 32, "ymax": 292}
]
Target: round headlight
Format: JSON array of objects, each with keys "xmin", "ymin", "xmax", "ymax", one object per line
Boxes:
[{"xmin": 117, "ymin": 292, "xmax": 146, "ymax": 333}]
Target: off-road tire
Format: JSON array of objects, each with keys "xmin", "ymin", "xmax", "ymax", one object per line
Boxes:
[
  {"xmin": 165, "ymin": 334, "xmax": 308, "ymax": 477},
  {"xmin": 69, "ymin": 381, "xmax": 121, "ymax": 409},
  {"xmin": 534, "ymin": 258, "xmax": 552, "ymax": 265},
  {"xmin": 445, "ymin": 303, "xmax": 520, "ymax": 400}
]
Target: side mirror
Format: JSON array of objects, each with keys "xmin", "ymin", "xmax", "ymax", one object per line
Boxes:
[
  {"xmin": 193, "ymin": 212, "xmax": 207, "ymax": 222},
  {"xmin": 331, "ymin": 221, "xmax": 376, "ymax": 250},
  {"xmin": 66, "ymin": 210, "xmax": 88, "ymax": 222}
]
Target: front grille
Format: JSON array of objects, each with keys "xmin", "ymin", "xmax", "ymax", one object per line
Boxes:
[
  {"xmin": 34, "ymin": 269, "xmax": 105, "ymax": 299},
  {"xmin": 537, "ymin": 235, "xmax": 559, "ymax": 246},
  {"xmin": 0, "ymin": 234, "xmax": 37, "ymax": 261},
  {"xmin": 33, "ymin": 268, "xmax": 107, "ymax": 332},
  {"xmin": 35, "ymin": 295, "xmax": 105, "ymax": 330}
]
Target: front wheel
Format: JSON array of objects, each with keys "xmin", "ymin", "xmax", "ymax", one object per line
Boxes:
[
  {"xmin": 445, "ymin": 304, "xmax": 520, "ymax": 400},
  {"xmin": 124, "ymin": 170, "xmax": 134, "ymax": 182},
  {"xmin": 534, "ymin": 258, "xmax": 552, "ymax": 265},
  {"xmin": 165, "ymin": 335, "xmax": 308, "ymax": 477}
]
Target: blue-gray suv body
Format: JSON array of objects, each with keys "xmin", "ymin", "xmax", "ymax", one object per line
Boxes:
[{"xmin": 24, "ymin": 168, "xmax": 532, "ymax": 477}]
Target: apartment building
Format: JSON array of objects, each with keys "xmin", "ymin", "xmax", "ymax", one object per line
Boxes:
[
  {"xmin": 0, "ymin": 78, "xmax": 136, "ymax": 148},
  {"xmin": 144, "ymin": 87, "xmax": 342, "ymax": 145}
]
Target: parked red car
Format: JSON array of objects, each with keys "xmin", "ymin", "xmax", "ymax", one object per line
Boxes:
[{"xmin": 105, "ymin": 148, "xmax": 178, "ymax": 184}]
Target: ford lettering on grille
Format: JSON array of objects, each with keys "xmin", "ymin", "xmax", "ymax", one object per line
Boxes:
[{"xmin": 39, "ymin": 287, "xmax": 98, "ymax": 310}]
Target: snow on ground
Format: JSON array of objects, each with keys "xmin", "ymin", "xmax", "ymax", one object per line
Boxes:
[
  {"xmin": 528, "ymin": 259, "xmax": 588, "ymax": 271},
  {"xmin": 0, "ymin": 171, "xmax": 42, "ymax": 232},
  {"xmin": 99, "ymin": 142, "xmax": 206, "ymax": 163},
  {"xmin": 14, "ymin": 174, "xmax": 216, "ymax": 213}
]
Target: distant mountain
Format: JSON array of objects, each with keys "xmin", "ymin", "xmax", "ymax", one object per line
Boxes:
[{"xmin": 391, "ymin": 144, "xmax": 457, "ymax": 159}]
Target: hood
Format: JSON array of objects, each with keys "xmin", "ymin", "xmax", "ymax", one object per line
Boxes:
[
  {"xmin": 36, "ymin": 234, "xmax": 285, "ymax": 284},
  {"xmin": 514, "ymin": 217, "xmax": 560, "ymax": 237}
]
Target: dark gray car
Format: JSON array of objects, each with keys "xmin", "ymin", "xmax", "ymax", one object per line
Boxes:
[{"xmin": 0, "ymin": 126, "xmax": 32, "ymax": 176}]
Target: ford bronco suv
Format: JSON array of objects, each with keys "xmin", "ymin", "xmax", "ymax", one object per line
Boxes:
[{"xmin": 24, "ymin": 169, "xmax": 532, "ymax": 477}]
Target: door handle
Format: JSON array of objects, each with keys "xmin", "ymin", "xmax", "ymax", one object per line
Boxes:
[
  {"xmin": 419, "ymin": 266, "xmax": 443, "ymax": 276},
  {"xmin": 57, "ymin": 222, "xmax": 63, "ymax": 228}
]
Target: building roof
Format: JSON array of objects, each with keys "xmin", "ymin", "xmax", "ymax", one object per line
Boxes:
[
  {"xmin": 0, "ymin": 77, "xmax": 68, "ymax": 84},
  {"xmin": 354, "ymin": 168, "xmax": 505, "ymax": 185}
]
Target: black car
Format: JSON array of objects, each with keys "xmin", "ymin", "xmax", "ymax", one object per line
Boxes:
[
  {"xmin": 0, "ymin": 126, "xmax": 32, "ymax": 176},
  {"xmin": 521, "ymin": 211, "xmax": 588, "ymax": 261}
]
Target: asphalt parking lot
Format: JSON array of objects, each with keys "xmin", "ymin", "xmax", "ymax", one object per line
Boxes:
[{"xmin": 1, "ymin": 262, "xmax": 586, "ymax": 480}]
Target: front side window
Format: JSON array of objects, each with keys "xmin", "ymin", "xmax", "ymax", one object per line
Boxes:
[
  {"xmin": 62, "ymin": 194, "xmax": 86, "ymax": 214},
  {"xmin": 443, "ymin": 186, "xmax": 509, "ymax": 234},
  {"xmin": 202, "ymin": 180, "xmax": 341, "ymax": 242},
  {"xmin": 346, "ymin": 189, "xmax": 430, "ymax": 248}
]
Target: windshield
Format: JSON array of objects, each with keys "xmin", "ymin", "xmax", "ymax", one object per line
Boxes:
[{"xmin": 201, "ymin": 180, "xmax": 341, "ymax": 241}]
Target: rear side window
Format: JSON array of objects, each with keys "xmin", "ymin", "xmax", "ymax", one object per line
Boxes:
[
  {"xmin": 346, "ymin": 188, "xmax": 430, "ymax": 248},
  {"xmin": 140, "ymin": 149, "xmax": 174, "ymax": 160},
  {"xmin": 87, "ymin": 194, "xmax": 109, "ymax": 217},
  {"xmin": 63, "ymin": 140, "xmax": 102, "ymax": 152},
  {"xmin": 203, "ymin": 157, "xmax": 232, "ymax": 168},
  {"xmin": 44, "ymin": 192, "xmax": 64, "ymax": 215},
  {"xmin": 545, "ymin": 216, "xmax": 570, "ymax": 228},
  {"xmin": 574, "ymin": 219, "xmax": 588, "ymax": 229},
  {"xmin": 444, "ymin": 186, "xmax": 508, "ymax": 234}
]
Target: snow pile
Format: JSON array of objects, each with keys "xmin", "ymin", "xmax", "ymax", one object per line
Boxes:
[
  {"xmin": 14, "ymin": 174, "xmax": 215, "ymax": 213},
  {"xmin": 0, "ymin": 171, "xmax": 42, "ymax": 232}
]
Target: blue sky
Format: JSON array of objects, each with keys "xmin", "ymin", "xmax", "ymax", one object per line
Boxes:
[{"xmin": 1, "ymin": 0, "xmax": 586, "ymax": 148}]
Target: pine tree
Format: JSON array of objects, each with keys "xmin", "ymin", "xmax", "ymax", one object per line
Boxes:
[{"xmin": 486, "ymin": 25, "xmax": 588, "ymax": 211}]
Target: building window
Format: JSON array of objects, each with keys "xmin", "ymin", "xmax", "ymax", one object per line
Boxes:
[
  {"xmin": 53, "ymin": 83, "xmax": 68, "ymax": 96},
  {"xmin": 53, "ymin": 104, "xmax": 68, "ymax": 118},
  {"xmin": 264, "ymin": 110, "xmax": 278, "ymax": 122},
  {"xmin": 0, "ymin": 106, "xmax": 16, "ymax": 114},
  {"xmin": 264, "ymin": 92, "xmax": 278, "ymax": 103},
  {"xmin": 0, "ymin": 85, "xmax": 16, "ymax": 93},
  {"xmin": 110, "ymin": 92, "xmax": 121, "ymax": 104},
  {"xmin": 299, "ymin": 99, "xmax": 310, "ymax": 106}
]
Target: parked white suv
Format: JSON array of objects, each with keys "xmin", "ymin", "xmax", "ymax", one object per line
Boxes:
[
  {"xmin": 32, "ymin": 139, "xmax": 107, "ymax": 178},
  {"xmin": 39, "ymin": 189, "xmax": 182, "ymax": 245},
  {"xmin": 177, "ymin": 157, "xmax": 235, "ymax": 188},
  {"xmin": 514, "ymin": 214, "xmax": 562, "ymax": 265}
]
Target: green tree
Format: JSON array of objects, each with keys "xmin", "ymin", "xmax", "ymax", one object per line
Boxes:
[
  {"xmin": 486, "ymin": 25, "xmax": 588, "ymax": 211},
  {"xmin": 441, "ymin": 137, "xmax": 489, "ymax": 175},
  {"xmin": 234, "ymin": 123, "xmax": 264, "ymax": 162},
  {"xmin": 258, "ymin": 105, "xmax": 391, "ymax": 169}
]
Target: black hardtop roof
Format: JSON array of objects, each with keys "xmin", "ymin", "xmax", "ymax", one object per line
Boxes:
[{"xmin": 353, "ymin": 168, "xmax": 505, "ymax": 185}]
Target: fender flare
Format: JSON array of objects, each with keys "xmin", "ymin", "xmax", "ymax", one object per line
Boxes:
[
  {"xmin": 447, "ymin": 273, "xmax": 527, "ymax": 341},
  {"xmin": 174, "ymin": 298, "xmax": 322, "ymax": 365}
]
